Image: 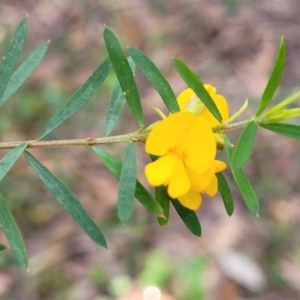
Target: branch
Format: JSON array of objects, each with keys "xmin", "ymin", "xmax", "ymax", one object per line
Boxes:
[{"xmin": 0, "ymin": 131, "xmax": 149, "ymax": 150}]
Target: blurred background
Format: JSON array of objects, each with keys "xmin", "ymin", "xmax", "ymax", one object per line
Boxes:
[{"xmin": 0, "ymin": 0, "xmax": 300, "ymax": 299}]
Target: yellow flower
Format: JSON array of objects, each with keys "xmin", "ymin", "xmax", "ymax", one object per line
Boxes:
[
  {"xmin": 177, "ymin": 84, "xmax": 229, "ymax": 127},
  {"xmin": 145, "ymin": 111, "xmax": 226, "ymax": 210}
]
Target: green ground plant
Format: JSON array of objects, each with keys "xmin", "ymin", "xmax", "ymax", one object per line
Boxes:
[{"xmin": 0, "ymin": 17, "xmax": 299, "ymax": 269}]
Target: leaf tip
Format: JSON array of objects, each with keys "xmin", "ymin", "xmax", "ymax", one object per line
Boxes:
[
  {"xmin": 119, "ymin": 217, "xmax": 129, "ymax": 224},
  {"xmin": 103, "ymin": 241, "xmax": 109, "ymax": 250},
  {"xmin": 158, "ymin": 212, "xmax": 166, "ymax": 219},
  {"xmin": 103, "ymin": 25, "xmax": 112, "ymax": 32}
]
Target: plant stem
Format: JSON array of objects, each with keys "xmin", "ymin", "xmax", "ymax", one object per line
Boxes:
[
  {"xmin": 0, "ymin": 131, "xmax": 148, "ymax": 150},
  {"xmin": 0, "ymin": 118, "xmax": 253, "ymax": 150},
  {"xmin": 214, "ymin": 118, "xmax": 253, "ymax": 132}
]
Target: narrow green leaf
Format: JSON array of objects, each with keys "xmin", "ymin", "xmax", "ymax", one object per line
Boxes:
[
  {"xmin": 135, "ymin": 182, "xmax": 163, "ymax": 215},
  {"xmin": 224, "ymin": 135, "xmax": 233, "ymax": 165},
  {"xmin": 105, "ymin": 83, "xmax": 126, "ymax": 136},
  {"xmin": 216, "ymin": 172, "xmax": 234, "ymax": 216},
  {"xmin": 233, "ymin": 168, "xmax": 259, "ymax": 214},
  {"xmin": 260, "ymin": 122, "xmax": 300, "ymax": 140},
  {"xmin": 256, "ymin": 38, "xmax": 286, "ymax": 116},
  {"xmin": 38, "ymin": 57, "xmax": 112, "ymax": 139},
  {"xmin": 150, "ymin": 155, "xmax": 169, "ymax": 225},
  {"xmin": 0, "ymin": 43, "xmax": 48, "ymax": 107},
  {"xmin": 155, "ymin": 186, "xmax": 169, "ymax": 226},
  {"xmin": 128, "ymin": 47, "xmax": 179, "ymax": 113},
  {"xmin": 231, "ymin": 121, "xmax": 257, "ymax": 170},
  {"xmin": 104, "ymin": 57, "xmax": 135, "ymax": 136},
  {"xmin": 24, "ymin": 151, "xmax": 107, "ymax": 248},
  {"xmin": 0, "ymin": 18, "xmax": 27, "ymax": 100},
  {"xmin": 171, "ymin": 200, "xmax": 201, "ymax": 236},
  {"xmin": 0, "ymin": 193, "xmax": 28, "ymax": 267},
  {"xmin": 92, "ymin": 146, "xmax": 163, "ymax": 216},
  {"xmin": 224, "ymin": 136, "xmax": 259, "ymax": 214},
  {"xmin": 0, "ymin": 244, "xmax": 6, "ymax": 251},
  {"xmin": 173, "ymin": 58, "xmax": 222, "ymax": 121},
  {"xmin": 103, "ymin": 27, "xmax": 144, "ymax": 126},
  {"xmin": 0, "ymin": 142, "xmax": 27, "ymax": 183},
  {"xmin": 117, "ymin": 143, "xmax": 137, "ymax": 223}
]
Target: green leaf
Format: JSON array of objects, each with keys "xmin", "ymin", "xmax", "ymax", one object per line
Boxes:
[
  {"xmin": 260, "ymin": 122, "xmax": 300, "ymax": 140},
  {"xmin": 149, "ymin": 155, "xmax": 169, "ymax": 225},
  {"xmin": 155, "ymin": 186, "xmax": 169, "ymax": 226},
  {"xmin": 92, "ymin": 146, "xmax": 163, "ymax": 216},
  {"xmin": 224, "ymin": 135, "xmax": 233, "ymax": 165},
  {"xmin": 0, "ymin": 43, "xmax": 48, "ymax": 107},
  {"xmin": 173, "ymin": 58, "xmax": 222, "ymax": 121},
  {"xmin": 231, "ymin": 121, "xmax": 257, "ymax": 170},
  {"xmin": 224, "ymin": 136, "xmax": 259, "ymax": 214},
  {"xmin": 171, "ymin": 200, "xmax": 201, "ymax": 236},
  {"xmin": 128, "ymin": 47, "xmax": 179, "ymax": 113},
  {"xmin": 216, "ymin": 172, "xmax": 234, "ymax": 216},
  {"xmin": 117, "ymin": 143, "xmax": 137, "ymax": 223},
  {"xmin": 24, "ymin": 151, "xmax": 107, "ymax": 248},
  {"xmin": 103, "ymin": 27, "xmax": 144, "ymax": 126},
  {"xmin": 256, "ymin": 38, "xmax": 286, "ymax": 116},
  {"xmin": 104, "ymin": 57, "xmax": 135, "ymax": 136},
  {"xmin": 0, "ymin": 17, "xmax": 27, "ymax": 101},
  {"xmin": 38, "ymin": 57, "xmax": 112, "ymax": 139},
  {"xmin": 0, "ymin": 142, "xmax": 27, "ymax": 183},
  {"xmin": 0, "ymin": 193, "xmax": 28, "ymax": 268},
  {"xmin": 232, "ymin": 168, "xmax": 259, "ymax": 214},
  {"xmin": 0, "ymin": 244, "xmax": 6, "ymax": 251}
]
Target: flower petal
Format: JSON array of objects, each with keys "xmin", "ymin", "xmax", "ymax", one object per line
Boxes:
[
  {"xmin": 168, "ymin": 158, "xmax": 190, "ymax": 198},
  {"xmin": 204, "ymin": 84, "xmax": 216, "ymax": 96},
  {"xmin": 200, "ymin": 94, "xmax": 229, "ymax": 127},
  {"xmin": 205, "ymin": 175, "xmax": 218, "ymax": 197},
  {"xmin": 178, "ymin": 189, "xmax": 202, "ymax": 210},
  {"xmin": 215, "ymin": 160, "xmax": 227, "ymax": 173},
  {"xmin": 187, "ymin": 163, "xmax": 215, "ymax": 192},
  {"xmin": 182, "ymin": 116, "xmax": 216, "ymax": 172},
  {"xmin": 145, "ymin": 111, "xmax": 195, "ymax": 156},
  {"xmin": 145, "ymin": 154, "xmax": 177, "ymax": 186},
  {"xmin": 177, "ymin": 88, "xmax": 194, "ymax": 111}
]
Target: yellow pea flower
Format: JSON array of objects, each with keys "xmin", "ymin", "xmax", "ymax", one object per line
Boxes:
[
  {"xmin": 177, "ymin": 84, "xmax": 229, "ymax": 126},
  {"xmin": 145, "ymin": 111, "xmax": 226, "ymax": 210}
]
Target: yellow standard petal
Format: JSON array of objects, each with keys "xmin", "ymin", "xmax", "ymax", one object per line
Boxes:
[
  {"xmin": 145, "ymin": 154, "xmax": 177, "ymax": 186},
  {"xmin": 200, "ymin": 94, "xmax": 229, "ymax": 127},
  {"xmin": 176, "ymin": 84, "xmax": 229, "ymax": 127},
  {"xmin": 182, "ymin": 116, "xmax": 216, "ymax": 172},
  {"xmin": 145, "ymin": 111, "xmax": 195, "ymax": 156},
  {"xmin": 178, "ymin": 189, "xmax": 202, "ymax": 210},
  {"xmin": 168, "ymin": 157, "xmax": 190, "ymax": 198},
  {"xmin": 204, "ymin": 84, "xmax": 217, "ymax": 96},
  {"xmin": 177, "ymin": 88, "xmax": 194, "ymax": 111}
]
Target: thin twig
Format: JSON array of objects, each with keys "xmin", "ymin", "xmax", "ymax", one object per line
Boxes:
[
  {"xmin": 0, "ymin": 132, "xmax": 149, "ymax": 150},
  {"xmin": 0, "ymin": 118, "xmax": 253, "ymax": 150}
]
